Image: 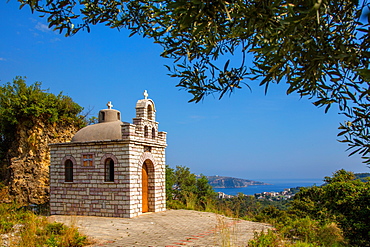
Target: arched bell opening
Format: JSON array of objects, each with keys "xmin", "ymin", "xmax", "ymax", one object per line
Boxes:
[
  {"xmin": 151, "ymin": 127, "xmax": 156, "ymax": 139},
  {"xmin": 144, "ymin": 125, "xmax": 149, "ymax": 138},
  {"xmin": 147, "ymin": 104, "xmax": 153, "ymax": 120}
]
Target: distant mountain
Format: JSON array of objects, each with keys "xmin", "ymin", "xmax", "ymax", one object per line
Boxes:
[
  {"xmin": 355, "ymin": 173, "xmax": 370, "ymax": 182},
  {"xmin": 205, "ymin": 176, "xmax": 270, "ymax": 188}
]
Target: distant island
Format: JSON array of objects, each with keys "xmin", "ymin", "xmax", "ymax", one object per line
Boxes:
[
  {"xmin": 205, "ymin": 173, "xmax": 370, "ymax": 189},
  {"xmin": 355, "ymin": 173, "xmax": 370, "ymax": 182},
  {"xmin": 205, "ymin": 175, "xmax": 270, "ymax": 188}
]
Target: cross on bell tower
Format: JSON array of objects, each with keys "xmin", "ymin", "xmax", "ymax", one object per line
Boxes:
[{"xmin": 143, "ymin": 90, "xmax": 148, "ymax": 99}]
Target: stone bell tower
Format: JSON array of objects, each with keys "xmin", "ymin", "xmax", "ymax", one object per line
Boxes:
[{"xmin": 49, "ymin": 91, "xmax": 167, "ymax": 218}]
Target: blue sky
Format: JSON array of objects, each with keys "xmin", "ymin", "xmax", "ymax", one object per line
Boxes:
[{"xmin": 1, "ymin": 1, "xmax": 368, "ymax": 182}]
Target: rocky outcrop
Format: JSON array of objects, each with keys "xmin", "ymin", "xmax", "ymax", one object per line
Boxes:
[
  {"xmin": 3, "ymin": 121, "xmax": 78, "ymax": 205},
  {"xmin": 206, "ymin": 176, "xmax": 269, "ymax": 188}
]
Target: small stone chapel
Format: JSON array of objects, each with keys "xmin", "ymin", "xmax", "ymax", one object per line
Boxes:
[{"xmin": 49, "ymin": 91, "xmax": 167, "ymax": 218}]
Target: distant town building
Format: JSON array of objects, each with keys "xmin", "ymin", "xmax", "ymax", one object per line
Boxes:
[
  {"xmin": 49, "ymin": 91, "xmax": 167, "ymax": 218},
  {"xmin": 217, "ymin": 192, "xmax": 234, "ymax": 199}
]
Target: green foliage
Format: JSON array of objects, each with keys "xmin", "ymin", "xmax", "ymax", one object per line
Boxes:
[
  {"xmin": 164, "ymin": 167, "xmax": 364, "ymax": 246},
  {"xmin": 253, "ymin": 207, "xmax": 345, "ymax": 246},
  {"xmin": 278, "ymin": 217, "xmax": 344, "ymax": 245},
  {"xmin": 0, "ymin": 76, "xmax": 85, "ymax": 180},
  {"xmin": 165, "ymin": 165, "xmax": 175, "ymax": 202},
  {"xmin": 45, "ymin": 222, "xmax": 66, "ymax": 235},
  {"xmin": 290, "ymin": 169, "xmax": 370, "ymax": 246},
  {"xmin": 217, "ymin": 193, "xmax": 291, "ymax": 221},
  {"xmin": 0, "ymin": 76, "xmax": 84, "ymax": 129},
  {"xmin": 45, "ymin": 234, "xmax": 59, "ymax": 247},
  {"xmin": 254, "ymin": 205, "xmax": 291, "ymax": 225},
  {"xmin": 323, "ymin": 169, "xmax": 355, "ymax": 183},
  {"xmin": 165, "ymin": 165, "xmax": 217, "ymax": 210},
  {"xmin": 218, "ymin": 194, "xmax": 259, "ymax": 218},
  {"xmin": 165, "ymin": 165, "xmax": 291, "ymax": 220},
  {"xmin": 248, "ymin": 230, "xmax": 284, "ymax": 247},
  {"xmin": 87, "ymin": 116, "xmax": 99, "ymax": 125},
  {"xmin": 0, "ymin": 203, "xmax": 90, "ymax": 246},
  {"xmin": 0, "ymin": 220, "xmax": 14, "ymax": 234},
  {"xmin": 250, "ymin": 171, "xmax": 370, "ymax": 246},
  {"xmin": 14, "ymin": 0, "xmax": 370, "ymax": 163}
]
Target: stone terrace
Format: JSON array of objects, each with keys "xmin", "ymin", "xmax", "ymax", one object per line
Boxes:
[{"xmin": 50, "ymin": 209, "xmax": 272, "ymax": 246}]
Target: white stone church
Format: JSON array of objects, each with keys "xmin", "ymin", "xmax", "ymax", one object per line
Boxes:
[{"xmin": 49, "ymin": 91, "xmax": 167, "ymax": 218}]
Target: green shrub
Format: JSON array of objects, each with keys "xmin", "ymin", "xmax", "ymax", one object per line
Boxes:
[
  {"xmin": 318, "ymin": 222, "xmax": 345, "ymax": 247},
  {"xmin": 290, "ymin": 242, "xmax": 317, "ymax": 247},
  {"xmin": 166, "ymin": 165, "xmax": 217, "ymax": 211},
  {"xmin": 253, "ymin": 206, "xmax": 345, "ymax": 246},
  {"xmin": 290, "ymin": 169, "xmax": 370, "ymax": 246},
  {"xmin": 0, "ymin": 202, "xmax": 90, "ymax": 247},
  {"xmin": 248, "ymin": 229, "xmax": 283, "ymax": 247},
  {"xmin": 46, "ymin": 222, "xmax": 66, "ymax": 235},
  {"xmin": 277, "ymin": 217, "xmax": 320, "ymax": 243},
  {"xmin": 45, "ymin": 235, "xmax": 59, "ymax": 247},
  {"xmin": 254, "ymin": 205, "xmax": 290, "ymax": 224},
  {"xmin": 167, "ymin": 199, "xmax": 185, "ymax": 209},
  {"xmin": 0, "ymin": 220, "xmax": 14, "ymax": 234}
]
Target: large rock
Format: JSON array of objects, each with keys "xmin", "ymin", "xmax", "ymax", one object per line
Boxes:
[{"xmin": 3, "ymin": 121, "xmax": 78, "ymax": 205}]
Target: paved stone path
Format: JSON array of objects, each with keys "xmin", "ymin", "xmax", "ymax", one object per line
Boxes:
[{"xmin": 49, "ymin": 209, "xmax": 271, "ymax": 247}]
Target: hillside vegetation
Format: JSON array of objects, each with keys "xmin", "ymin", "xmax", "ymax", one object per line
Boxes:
[
  {"xmin": 0, "ymin": 77, "xmax": 85, "ymax": 204},
  {"xmin": 167, "ymin": 166, "xmax": 370, "ymax": 246},
  {"xmin": 0, "ymin": 203, "xmax": 90, "ymax": 246}
]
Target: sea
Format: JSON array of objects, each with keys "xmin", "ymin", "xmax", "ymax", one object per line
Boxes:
[{"xmin": 214, "ymin": 178, "xmax": 324, "ymax": 196}]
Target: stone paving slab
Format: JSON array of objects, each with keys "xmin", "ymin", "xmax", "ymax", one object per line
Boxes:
[{"xmin": 49, "ymin": 209, "xmax": 271, "ymax": 247}]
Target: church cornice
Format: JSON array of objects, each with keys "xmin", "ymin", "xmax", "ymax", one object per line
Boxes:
[{"xmin": 49, "ymin": 139, "xmax": 167, "ymax": 148}]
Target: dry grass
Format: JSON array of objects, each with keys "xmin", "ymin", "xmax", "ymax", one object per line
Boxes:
[
  {"xmin": 0, "ymin": 203, "xmax": 91, "ymax": 247},
  {"xmin": 0, "ymin": 185, "xmax": 10, "ymax": 203},
  {"xmin": 215, "ymin": 214, "xmax": 238, "ymax": 247}
]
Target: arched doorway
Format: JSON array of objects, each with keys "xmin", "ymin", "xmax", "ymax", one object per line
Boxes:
[{"xmin": 142, "ymin": 162, "xmax": 149, "ymax": 212}]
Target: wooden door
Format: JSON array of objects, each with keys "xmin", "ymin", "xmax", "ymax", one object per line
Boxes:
[{"xmin": 142, "ymin": 163, "xmax": 149, "ymax": 213}]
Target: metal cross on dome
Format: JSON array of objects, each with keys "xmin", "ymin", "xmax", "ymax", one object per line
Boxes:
[
  {"xmin": 143, "ymin": 90, "xmax": 148, "ymax": 99},
  {"xmin": 107, "ymin": 101, "xmax": 113, "ymax": 109}
]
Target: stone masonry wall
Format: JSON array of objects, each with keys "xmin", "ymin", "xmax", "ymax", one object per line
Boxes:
[
  {"xmin": 127, "ymin": 144, "xmax": 166, "ymax": 217},
  {"xmin": 50, "ymin": 139, "xmax": 166, "ymax": 218},
  {"xmin": 50, "ymin": 141, "xmax": 131, "ymax": 217}
]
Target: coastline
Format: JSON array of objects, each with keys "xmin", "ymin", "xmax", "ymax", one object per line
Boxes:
[{"xmin": 214, "ymin": 178, "xmax": 323, "ymax": 196}]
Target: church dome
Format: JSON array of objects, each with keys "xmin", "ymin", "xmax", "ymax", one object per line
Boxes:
[{"xmin": 71, "ymin": 102, "xmax": 123, "ymax": 142}]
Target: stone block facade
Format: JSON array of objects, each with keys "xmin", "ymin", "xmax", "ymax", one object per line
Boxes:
[{"xmin": 49, "ymin": 93, "xmax": 167, "ymax": 218}]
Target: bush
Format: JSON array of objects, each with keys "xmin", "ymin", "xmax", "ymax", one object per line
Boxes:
[
  {"xmin": 290, "ymin": 169, "xmax": 370, "ymax": 246},
  {"xmin": 248, "ymin": 230, "xmax": 284, "ymax": 247},
  {"xmin": 0, "ymin": 203, "xmax": 90, "ymax": 246},
  {"xmin": 252, "ymin": 205, "xmax": 345, "ymax": 246},
  {"xmin": 0, "ymin": 220, "xmax": 14, "ymax": 234},
  {"xmin": 166, "ymin": 165, "xmax": 217, "ymax": 211},
  {"xmin": 46, "ymin": 222, "xmax": 66, "ymax": 235}
]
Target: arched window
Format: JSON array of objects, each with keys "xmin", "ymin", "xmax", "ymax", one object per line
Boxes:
[
  {"xmin": 105, "ymin": 158, "xmax": 114, "ymax": 182},
  {"xmin": 144, "ymin": 126, "xmax": 149, "ymax": 138},
  {"xmin": 65, "ymin": 159, "xmax": 73, "ymax": 182},
  {"xmin": 147, "ymin": 105, "xmax": 153, "ymax": 120},
  {"xmin": 152, "ymin": 127, "xmax": 156, "ymax": 139}
]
